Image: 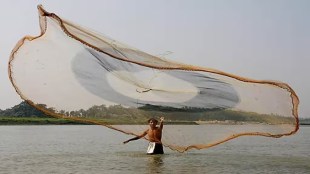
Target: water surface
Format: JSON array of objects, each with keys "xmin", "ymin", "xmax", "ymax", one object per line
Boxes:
[{"xmin": 0, "ymin": 125, "xmax": 309, "ymax": 174}]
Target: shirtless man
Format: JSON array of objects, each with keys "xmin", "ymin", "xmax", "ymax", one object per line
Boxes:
[{"xmin": 123, "ymin": 117, "xmax": 164, "ymax": 154}]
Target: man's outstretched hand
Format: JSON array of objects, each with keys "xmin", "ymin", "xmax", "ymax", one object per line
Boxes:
[{"xmin": 160, "ymin": 117, "xmax": 164, "ymax": 122}]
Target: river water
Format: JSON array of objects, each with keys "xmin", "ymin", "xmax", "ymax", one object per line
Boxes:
[{"xmin": 0, "ymin": 125, "xmax": 309, "ymax": 174}]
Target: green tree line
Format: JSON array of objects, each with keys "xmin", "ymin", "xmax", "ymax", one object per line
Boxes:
[{"xmin": 0, "ymin": 101, "xmax": 301, "ymax": 125}]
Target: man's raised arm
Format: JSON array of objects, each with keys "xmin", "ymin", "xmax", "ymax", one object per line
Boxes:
[{"xmin": 159, "ymin": 117, "xmax": 164, "ymax": 129}]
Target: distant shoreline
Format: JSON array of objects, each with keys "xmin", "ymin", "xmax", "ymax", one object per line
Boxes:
[
  {"xmin": 0, "ymin": 117, "xmax": 198, "ymax": 125},
  {"xmin": 0, "ymin": 117, "xmax": 309, "ymax": 126},
  {"xmin": 0, "ymin": 117, "xmax": 90, "ymax": 125}
]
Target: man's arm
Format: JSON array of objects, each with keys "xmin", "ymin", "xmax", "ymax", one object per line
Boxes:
[
  {"xmin": 123, "ymin": 130, "xmax": 148, "ymax": 144},
  {"xmin": 159, "ymin": 117, "xmax": 164, "ymax": 129}
]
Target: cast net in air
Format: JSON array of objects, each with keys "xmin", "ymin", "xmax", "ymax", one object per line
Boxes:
[{"xmin": 9, "ymin": 5, "xmax": 299, "ymax": 152}]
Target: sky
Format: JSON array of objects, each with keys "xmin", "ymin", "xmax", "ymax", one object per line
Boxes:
[{"xmin": 0, "ymin": 0, "xmax": 309, "ymax": 118}]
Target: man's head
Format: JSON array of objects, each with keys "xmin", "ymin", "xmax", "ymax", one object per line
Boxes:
[{"xmin": 148, "ymin": 118, "xmax": 158, "ymax": 128}]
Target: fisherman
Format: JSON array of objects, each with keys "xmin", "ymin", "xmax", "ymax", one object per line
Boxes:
[{"xmin": 123, "ymin": 117, "xmax": 164, "ymax": 154}]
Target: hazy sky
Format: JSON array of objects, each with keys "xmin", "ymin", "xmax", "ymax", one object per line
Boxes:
[{"xmin": 1, "ymin": 0, "xmax": 309, "ymax": 118}]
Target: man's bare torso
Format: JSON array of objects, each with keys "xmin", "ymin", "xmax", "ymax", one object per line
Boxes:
[{"xmin": 147, "ymin": 127, "xmax": 162, "ymax": 142}]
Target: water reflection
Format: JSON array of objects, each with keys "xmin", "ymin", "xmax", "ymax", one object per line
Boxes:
[{"xmin": 147, "ymin": 155, "xmax": 164, "ymax": 173}]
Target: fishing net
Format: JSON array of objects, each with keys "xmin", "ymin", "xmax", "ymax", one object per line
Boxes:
[{"xmin": 9, "ymin": 5, "xmax": 299, "ymax": 152}]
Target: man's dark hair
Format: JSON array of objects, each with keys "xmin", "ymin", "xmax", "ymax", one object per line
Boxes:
[{"xmin": 148, "ymin": 118, "xmax": 158, "ymax": 124}]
